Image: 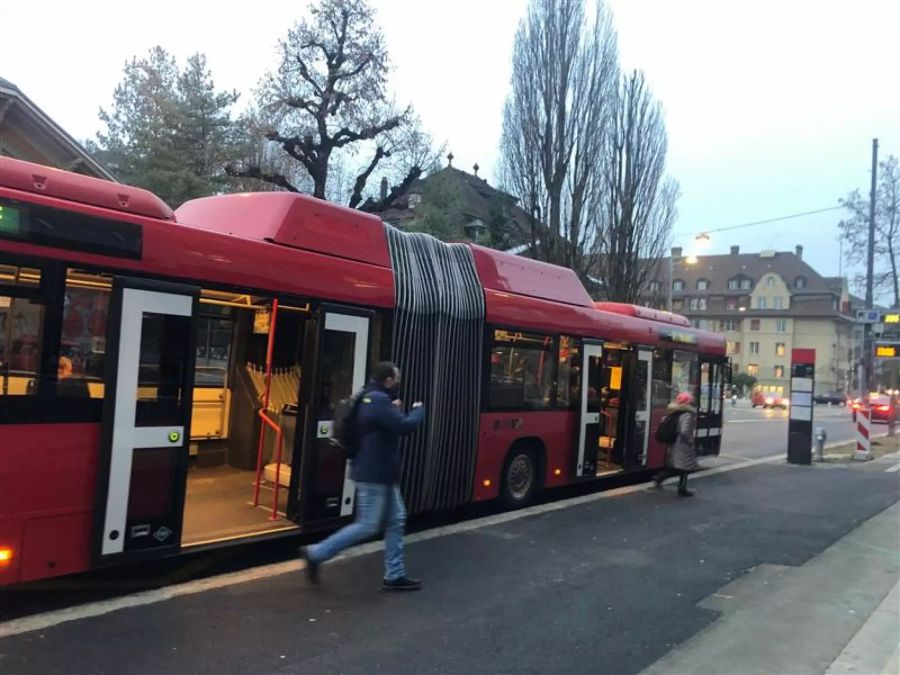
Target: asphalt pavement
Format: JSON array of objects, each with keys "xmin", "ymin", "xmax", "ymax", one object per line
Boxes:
[
  {"xmin": 1, "ymin": 446, "xmax": 897, "ymax": 675},
  {"xmin": 719, "ymin": 401, "xmax": 861, "ymax": 460}
]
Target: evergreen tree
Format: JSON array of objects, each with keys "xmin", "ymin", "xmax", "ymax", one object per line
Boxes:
[{"xmin": 93, "ymin": 47, "xmax": 239, "ymax": 207}]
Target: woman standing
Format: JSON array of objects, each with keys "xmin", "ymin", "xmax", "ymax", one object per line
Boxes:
[{"xmin": 654, "ymin": 391, "xmax": 699, "ymax": 497}]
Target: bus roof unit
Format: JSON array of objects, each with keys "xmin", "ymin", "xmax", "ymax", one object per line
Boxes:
[
  {"xmin": 593, "ymin": 302, "xmax": 692, "ymax": 327},
  {"xmin": 0, "ymin": 156, "xmax": 174, "ymax": 220},
  {"xmin": 175, "ymin": 192, "xmax": 391, "ymax": 268}
]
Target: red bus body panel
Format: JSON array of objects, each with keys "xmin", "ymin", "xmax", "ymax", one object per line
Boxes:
[{"xmin": 0, "ymin": 424, "xmax": 98, "ymax": 584}]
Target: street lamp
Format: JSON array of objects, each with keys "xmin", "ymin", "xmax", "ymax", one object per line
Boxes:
[{"xmin": 667, "ymin": 235, "xmax": 707, "ymax": 311}]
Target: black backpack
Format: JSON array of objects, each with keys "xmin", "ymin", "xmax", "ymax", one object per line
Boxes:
[
  {"xmin": 655, "ymin": 411, "xmax": 684, "ymax": 444},
  {"xmin": 332, "ymin": 389, "xmax": 366, "ymax": 457}
]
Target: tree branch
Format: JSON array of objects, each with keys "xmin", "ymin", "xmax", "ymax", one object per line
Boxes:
[
  {"xmin": 225, "ymin": 164, "xmax": 300, "ymax": 192},
  {"xmin": 348, "ymin": 146, "xmax": 388, "ymax": 209},
  {"xmin": 360, "ymin": 165, "xmax": 422, "ymax": 213},
  {"xmin": 333, "ymin": 114, "xmax": 405, "ymax": 147}
]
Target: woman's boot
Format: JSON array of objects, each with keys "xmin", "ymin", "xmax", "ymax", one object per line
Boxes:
[{"xmin": 677, "ymin": 471, "xmax": 694, "ymax": 497}]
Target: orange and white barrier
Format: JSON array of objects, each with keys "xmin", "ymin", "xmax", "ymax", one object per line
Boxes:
[{"xmin": 853, "ymin": 408, "xmax": 872, "ymax": 461}]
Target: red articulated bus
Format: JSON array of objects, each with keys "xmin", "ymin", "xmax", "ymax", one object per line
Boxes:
[{"xmin": 0, "ymin": 157, "xmax": 727, "ymax": 586}]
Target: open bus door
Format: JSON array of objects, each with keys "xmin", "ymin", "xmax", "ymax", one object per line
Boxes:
[
  {"xmin": 298, "ymin": 305, "xmax": 371, "ymax": 525},
  {"xmin": 576, "ymin": 342, "xmax": 603, "ymax": 477},
  {"xmin": 93, "ymin": 277, "xmax": 199, "ymax": 564},
  {"xmin": 696, "ymin": 357, "xmax": 727, "ymax": 456}
]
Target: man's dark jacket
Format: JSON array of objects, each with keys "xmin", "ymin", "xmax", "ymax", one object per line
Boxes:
[{"xmin": 350, "ymin": 383, "xmax": 425, "ymax": 484}]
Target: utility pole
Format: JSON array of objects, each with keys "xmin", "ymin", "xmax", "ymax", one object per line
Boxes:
[{"xmin": 864, "ymin": 138, "xmax": 878, "ymax": 392}]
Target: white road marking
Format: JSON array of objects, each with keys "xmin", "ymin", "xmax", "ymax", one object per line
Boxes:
[
  {"xmin": 0, "ymin": 451, "xmax": 784, "ymax": 641},
  {"xmin": 886, "ymin": 463, "xmax": 900, "ymax": 473}
]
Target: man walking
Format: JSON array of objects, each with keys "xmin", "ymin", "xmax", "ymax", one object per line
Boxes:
[{"xmin": 300, "ymin": 362, "xmax": 425, "ymax": 590}]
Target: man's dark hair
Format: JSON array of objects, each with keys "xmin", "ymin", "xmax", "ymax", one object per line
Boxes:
[{"xmin": 371, "ymin": 361, "xmax": 399, "ymax": 383}]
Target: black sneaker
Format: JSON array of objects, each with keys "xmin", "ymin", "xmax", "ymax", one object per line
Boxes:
[
  {"xmin": 382, "ymin": 576, "xmax": 422, "ymax": 591},
  {"xmin": 298, "ymin": 547, "xmax": 319, "ymax": 584},
  {"xmin": 653, "ymin": 473, "xmax": 665, "ymax": 490},
  {"xmin": 677, "ymin": 488, "xmax": 694, "ymax": 498}
]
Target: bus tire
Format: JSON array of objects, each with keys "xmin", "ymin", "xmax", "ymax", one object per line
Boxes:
[{"xmin": 500, "ymin": 444, "xmax": 539, "ymax": 510}]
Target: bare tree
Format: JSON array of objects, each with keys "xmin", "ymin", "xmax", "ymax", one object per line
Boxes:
[
  {"xmin": 498, "ymin": 0, "xmax": 619, "ymax": 282},
  {"xmin": 227, "ymin": 0, "xmax": 424, "ymax": 207},
  {"xmin": 596, "ymin": 71, "xmax": 677, "ymax": 303},
  {"xmin": 838, "ymin": 155, "xmax": 900, "ymax": 308}
]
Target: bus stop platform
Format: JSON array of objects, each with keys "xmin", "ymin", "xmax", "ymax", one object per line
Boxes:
[{"xmin": 1, "ymin": 457, "xmax": 898, "ymax": 675}]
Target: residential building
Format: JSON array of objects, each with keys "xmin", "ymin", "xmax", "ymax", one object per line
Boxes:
[
  {"xmin": 0, "ymin": 76, "xmax": 114, "ymax": 180},
  {"xmin": 378, "ymin": 160, "xmax": 532, "ymax": 251},
  {"xmin": 656, "ymin": 244, "xmax": 855, "ymax": 396}
]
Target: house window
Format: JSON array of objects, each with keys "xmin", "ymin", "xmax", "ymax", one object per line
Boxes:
[
  {"xmin": 776, "ymin": 319, "xmax": 787, "ymax": 332},
  {"xmin": 766, "ymin": 276, "xmax": 775, "ymax": 288},
  {"xmin": 673, "ymin": 279, "xmax": 685, "ymax": 291},
  {"xmin": 774, "ymin": 297, "xmax": 784, "ymax": 309},
  {"xmin": 750, "ymin": 342, "xmax": 760, "ymax": 355},
  {"xmin": 747, "ymin": 364, "xmax": 759, "ymax": 377},
  {"xmin": 648, "ymin": 281, "xmax": 660, "ymax": 292},
  {"xmin": 751, "ymin": 319, "xmax": 761, "ymax": 331},
  {"xmin": 689, "ymin": 297, "xmax": 707, "ymax": 311},
  {"xmin": 775, "ymin": 342, "xmax": 786, "ymax": 356},
  {"xmin": 720, "ymin": 319, "xmax": 739, "ymax": 331},
  {"xmin": 740, "ymin": 279, "xmax": 752, "ymax": 290},
  {"xmin": 726, "ymin": 299, "xmax": 737, "ymax": 311},
  {"xmin": 727, "ymin": 341, "xmax": 741, "ymax": 354},
  {"xmin": 697, "ymin": 279, "xmax": 709, "ymax": 291},
  {"xmin": 728, "ymin": 279, "xmax": 740, "ymax": 290},
  {"xmin": 672, "ymin": 299, "xmax": 684, "ymax": 310},
  {"xmin": 774, "ymin": 365, "xmax": 785, "ymax": 379},
  {"xmin": 794, "ymin": 277, "xmax": 806, "ymax": 289},
  {"xmin": 757, "ymin": 297, "xmax": 767, "ymax": 309}
]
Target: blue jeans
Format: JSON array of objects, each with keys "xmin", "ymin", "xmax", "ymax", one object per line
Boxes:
[{"xmin": 307, "ymin": 482, "xmax": 407, "ymax": 580}]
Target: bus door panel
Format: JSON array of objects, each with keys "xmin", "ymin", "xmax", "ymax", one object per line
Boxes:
[
  {"xmin": 299, "ymin": 306, "xmax": 371, "ymax": 524},
  {"xmin": 626, "ymin": 349, "xmax": 653, "ymax": 467},
  {"xmin": 93, "ymin": 277, "xmax": 199, "ymax": 564},
  {"xmin": 696, "ymin": 359, "xmax": 724, "ymax": 456},
  {"xmin": 576, "ymin": 342, "xmax": 603, "ymax": 477}
]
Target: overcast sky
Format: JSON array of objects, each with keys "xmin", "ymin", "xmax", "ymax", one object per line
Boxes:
[{"xmin": 2, "ymin": 0, "xmax": 898, "ymax": 301}]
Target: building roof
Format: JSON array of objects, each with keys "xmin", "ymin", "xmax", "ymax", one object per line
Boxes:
[
  {"xmin": 0, "ymin": 76, "xmax": 115, "ymax": 181},
  {"xmin": 667, "ymin": 248, "xmax": 834, "ymax": 296},
  {"xmin": 379, "ymin": 165, "xmax": 534, "ymax": 248}
]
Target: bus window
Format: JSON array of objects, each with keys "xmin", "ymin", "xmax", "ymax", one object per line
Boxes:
[
  {"xmin": 0, "ymin": 264, "xmax": 44, "ymax": 398},
  {"xmin": 651, "ymin": 350, "xmax": 671, "ymax": 406},
  {"xmin": 556, "ymin": 336, "xmax": 581, "ymax": 409},
  {"xmin": 58, "ymin": 269, "xmax": 111, "ymax": 398},
  {"xmin": 194, "ymin": 316, "xmax": 233, "ymax": 387},
  {"xmin": 671, "ymin": 350, "xmax": 698, "ymax": 403},
  {"xmin": 488, "ymin": 329, "xmax": 554, "ymax": 410}
]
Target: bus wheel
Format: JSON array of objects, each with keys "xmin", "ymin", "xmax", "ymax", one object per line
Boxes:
[{"xmin": 501, "ymin": 447, "xmax": 537, "ymax": 509}]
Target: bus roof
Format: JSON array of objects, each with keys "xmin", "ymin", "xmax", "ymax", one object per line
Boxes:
[
  {"xmin": 0, "ymin": 159, "xmax": 725, "ymax": 355},
  {"xmin": 593, "ymin": 302, "xmax": 693, "ymax": 327},
  {"xmin": 175, "ymin": 192, "xmax": 391, "ymax": 268},
  {"xmin": 0, "ymin": 156, "xmax": 174, "ymax": 220}
]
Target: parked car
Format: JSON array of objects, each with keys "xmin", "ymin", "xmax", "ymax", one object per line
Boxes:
[
  {"xmin": 751, "ymin": 391, "xmax": 789, "ymax": 409},
  {"xmin": 813, "ymin": 392, "xmax": 846, "ymax": 406},
  {"xmin": 851, "ymin": 393, "xmax": 895, "ymax": 423}
]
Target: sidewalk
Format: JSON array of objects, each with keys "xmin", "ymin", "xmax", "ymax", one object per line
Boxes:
[{"xmin": 641, "ymin": 503, "xmax": 900, "ymax": 675}]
